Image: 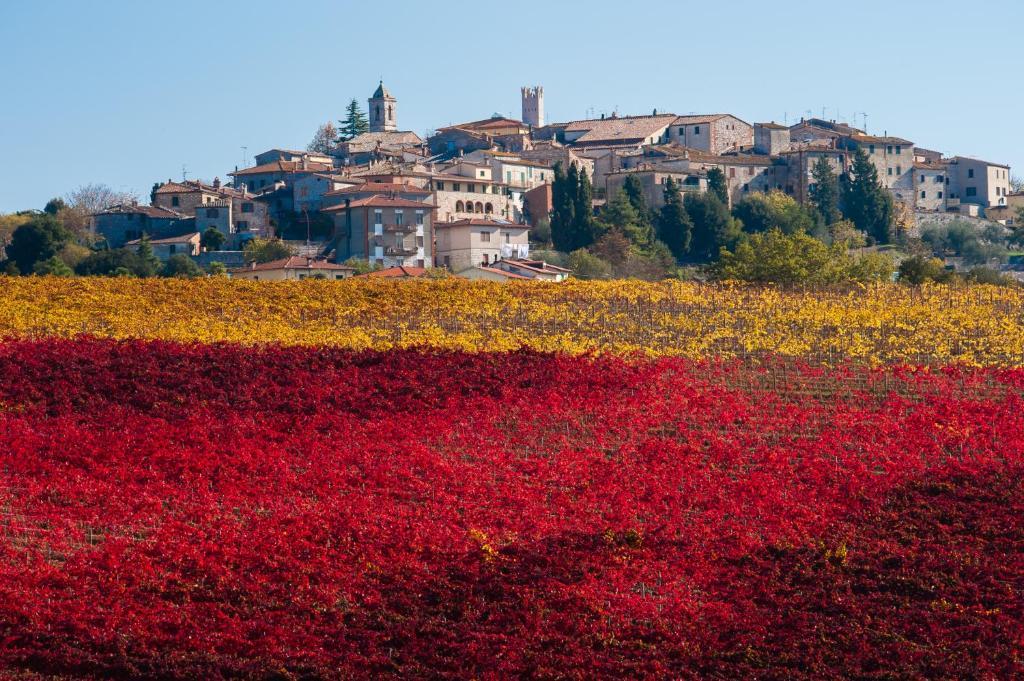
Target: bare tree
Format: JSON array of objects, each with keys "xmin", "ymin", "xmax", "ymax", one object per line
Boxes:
[
  {"xmin": 307, "ymin": 122, "xmax": 338, "ymax": 154},
  {"xmin": 62, "ymin": 183, "xmax": 139, "ymax": 234},
  {"xmin": 1010, "ymin": 175, "xmax": 1024, "ymax": 194}
]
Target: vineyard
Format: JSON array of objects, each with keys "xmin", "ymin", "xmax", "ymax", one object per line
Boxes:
[
  {"xmin": 4, "ymin": 277, "xmax": 1024, "ymax": 363},
  {"xmin": 0, "ymin": 280, "xmax": 1023, "ymax": 678}
]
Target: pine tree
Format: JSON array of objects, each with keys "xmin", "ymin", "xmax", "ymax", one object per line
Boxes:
[
  {"xmin": 135, "ymin": 234, "xmax": 161, "ymax": 277},
  {"xmin": 657, "ymin": 178, "xmax": 692, "ymax": 259},
  {"xmin": 337, "ymin": 99, "xmax": 369, "ymax": 142},
  {"xmin": 622, "ymin": 174, "xmax": 653, "ymax": 228},
  {"xmin": 707, "ymin": 167, "xmax": 729, "ymax": 205},
  {"xmin": 809, "ymin": 156, "xmax": 842, "ymax": 225},
  {"xmin": 572, "ymin": 163, "xmax": 596, "ymax": 248},
  {"xmin": 841, "ymin": 148, "xmax": 894, "ymax": 244}
]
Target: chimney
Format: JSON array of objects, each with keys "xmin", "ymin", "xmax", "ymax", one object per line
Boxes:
[{"xmin": 213, "ymin": 177, "xmax": 221, "ymax": 189}]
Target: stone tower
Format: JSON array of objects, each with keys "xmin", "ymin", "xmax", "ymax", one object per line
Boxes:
[
  {"xmin": 521, "ymin": 85, "xmax": 544, "ymax": 128},
  {"xmin": 368, "ymin": 81, "xmax": 397, "ymax": 132}
]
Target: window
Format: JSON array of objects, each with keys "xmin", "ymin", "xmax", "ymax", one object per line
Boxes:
[
  {"xmin": 520, "ymin": 172, "xmax": 526, "ymax": 184},
  {"xmin": 479, "ymin": 170, "xmax": 486, "ymax": 177},
  {"xmin": 415, "ymin": 211, "xmax": 424, "ymax": 225},
  {"xmin": 968, "ymin": 169, "xmax": 975, "ymax": 178},
  {"xmin": 506, "ymin": 170, "xmax": 512, "ymax": 182},
  {"xmin": 482, "ymin": 253, "xmax": 489, "ymax": 265},
  {"xmin": 171, "ymin": 197, "xmax": 180, "ymax": 207},
  {"xmin": 480, "ymin": 231, "xmax": 491, "ymax": 242},
  {"xmin": 936, "ymin": 175, "xmax": 943, "ymax": 183},
  {"xmin": 241, "ymin": 202, "xmax": 254, "ymax": 213},
  {"xmin": 417, "ymin": 236, "xmax": 424, "ymax": 247},
  {"xmin": 895, "ymin": 146, "xmax": 902, "ymax": 155},
  {"xmin": 869, "ymin": 145, "xmax": 875, "ymax": 154},
  {"xmin": 966, "ymin": 187, "xmax": 977, "ymax": 197},
  {"xmin": 886, "ymin": 145, "xmax": 893, "ymax": 155},
  {"xmin": 743, "ymin": 184, "xmax": 750, "ymax": 192},
  {"xmin": 540, "ymin": 172, "xmax": 545, "ymax": 181},
  {"xmin": 887, "ymin": 168, "xmax": 893, "ymax": 176},
  {"xmin": 938, "ymin": 191, "xmax": 943, "ymax": 199},
  {"xmin": 896, "ymin": 166, "xmax": 901, "ymax": 175},
  {"xmin": 206, "ymin": 208, "xmax": 219, "ymax": 218},
  {"xmin": 395, "ymin": 210, "xmax": 404, "ymax": 225},
  {"xmin": 435, "ymin": 181, "xmax": 444, "ymax": 190},
  {"xmin": 374, "ymin": 209, "xmax": 383, "ymax": 225},
  {"xmin": 503, "ymin": 231, "xmax": 510, "ymax": 243},
  {"xmin": 921, "ymin": 175, "xmax": 926, "ymax": 183},
  {"xmin": 728, "ymin": 167, "xmax": 736, "ymax": 178},
  {"xmin": 468, "ymin": 184, "xmax": 476, "ymax": 193},
  {"xmin": 453, "ymin": 183, "xmax": 461, "ymax": 191},
  {"xmin": 335, "ymin": 274, "xmax": 345, "ymax": 280},
  {"xmin": 920, "ymin": 191, "xmax": 927, "ymax": 199}
]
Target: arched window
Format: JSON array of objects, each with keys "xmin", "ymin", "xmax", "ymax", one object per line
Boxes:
[
  {"xmin": 387, "ymin": 105, "xmax": 393, "ymax": 120},
  {"xmin": 484, "ymin": 203, "xmax": 493, "ymax": 214},
  {"xmin": 455, "ymin": 200, "xmax": 465, "ymax": 212},
  {"xmin": 375, "ymin": 106, "xmax": 381, "ymax": 120},
  {"xmin": 475, "ymin": 202, "xmax": 484, "ymax": 213}
]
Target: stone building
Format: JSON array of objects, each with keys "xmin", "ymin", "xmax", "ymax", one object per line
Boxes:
[
  {"xmin": 253, "ymin": 149, "xmax": 333, "ymax": 166},
  {"xmin": 944, "ymin": 156, "xmax": 1013, "ymax": 212},
  {"xmin": 230, "ymin": 256, "xmax": 355, "ymax": 281},
  {"xmin": 667, "ymin": 114, "xmax": 753, "ymax": 155},
  {"xmin": 153, "ymin": 179, "xmax": 269, "ymax": 242},
  {"xmin": 125, "ymin": 232, "xmax": 201, "ymax": 260},
  {"xmin": 93, "ymin": 204, "xmax": 194, "ymax": 247},
  {"xmin": 605, "ymin": 167, "xmax": 707, "ymax": 210},
  {"xmin": 521, "ymin": 86, "xmax": 544, "ymax": 128},
  {"xmin": 324, "ymin": 195, "xmax": 432, "ymax": 268},
  {"xmin": 777, "ymin": 147, "xmax": 848, "ymax": 204},
  {"xmin": 368, "ymin": 81, "xmax": 397, "ymax": 133},
  {"xmin": 753, "ymin": 122, "xmax": 791, "ymax": 155},
  {"xmin": 558, "ymin": 113, "xmax": 676, "ymax": 148},
  {"xmin": 914, "ymin": 161, "xmax": 948, "ymax": 212},
  {"xmin": 434, "ymin": 217, "xmax": 530, "ymax": 272}
]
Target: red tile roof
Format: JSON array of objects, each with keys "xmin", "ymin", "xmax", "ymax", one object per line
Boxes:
[
  {"xmin": 97, "ymin": 204, "xmax": 186, "ymax": 219},
  {"xmin": 324, "ymin": 182, "xmax": 431, "ymax": 197},
  {"xmin": 439, "ymin": 217, "xmax": 527, "ymax": 228},
  {"xmin": 474, "ymin": 266, "xmax": 531, "ymax": 280},
  {"xmin": 125, "ymin": 232, "xmax": 200, "ymax": 245},
  {"xmin": 362, "ymin": 266, "xmax": 430, "ymax": 278},
  {"xmin": 322, "ymin": 195, "xmax": 433, "ymax": 211}
]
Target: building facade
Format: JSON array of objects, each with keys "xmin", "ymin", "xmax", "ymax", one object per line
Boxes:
[
  {"xmin": 325, "ymin": 195, "xmax": 432, "ymax": 268},
  {"xmin": 434, "ymin": 217, "xmax": 529, "ymax": 272}
]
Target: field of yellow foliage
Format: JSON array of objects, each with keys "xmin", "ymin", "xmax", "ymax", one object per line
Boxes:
[{"xmin": 1, "ymin": 277, "xmax": 1022, "ymax": 364}]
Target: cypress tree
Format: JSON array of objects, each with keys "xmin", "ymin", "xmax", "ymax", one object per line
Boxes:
[
  {"xmin": 707, "ymin": 167, "xmax": 729, "ymax": 204},
  {"xmin": 809, "ymin": 156, "xmax": 842, "ymax": 225},
  {"xmin": 657, "ymin": 178, "xmax": 692, "ymax": 259}
]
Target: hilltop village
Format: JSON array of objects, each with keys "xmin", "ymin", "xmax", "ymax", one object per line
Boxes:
[{"xmin": 9, "ymin": 82, "xmax": 1022, "ymax": 282}]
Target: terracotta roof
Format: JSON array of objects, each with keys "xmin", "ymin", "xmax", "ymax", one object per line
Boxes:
[
  {"xmin": 232, "ymin": 256, "xmax": 355, "ymax": 273},
  {"xmin": 949, "ymin": 155, "xmax": 1010, "ymax": 169},
  {"xmin": 342, "ymin": 130, "xmax": 424, "ymax": 151},
  {"xmin": 229, "ymin": 160, "xmax": 334, "ymax": 177},
  {"xmin": 914, "ymin": 161, "xmax": 947, "ymax": 170},
  {"xmin": 125, "ymin": 232, "xmax": 200, "ymax": 246},
  {"xmin": 443, "ymin": 116, "xmax": 527, "ymax": 132},
  {"xmin": 324, "ymin": 182, "xmax": 430, "ymax": 197},
  {"xmin": 97, "ymin": 204, "xmax": 186, "ymax": 219},
  {"xmin": 363, "ymin": 266, "xmax": 430, "ymax": 278},
  {"xmin": 438, "ymin": 217, "xmax": 526, "ymax": 228},
  {"xmin": 322, "ymin": 195, "xmax": 432, "ymax": 211},
  {"xmin": 471, "ymin": 266, "xmax": 531, "ymax": 280},
  {"xmin": 756, "ymin": 122, "xmax": 788, "ymax": 130},
  {"xmin": 564, "ymin": 114, "xmax": 677, "ymax": 144}
]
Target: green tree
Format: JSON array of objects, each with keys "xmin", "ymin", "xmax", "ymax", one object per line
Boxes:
[
  {"xmin": 201, "ymin": 227, "xmax": 226, "ymax": 252},
  {"xmin": 841, "ymin": 148, "xmax": 894, "ymax": 244},
  {"xmin": 898, "ymin": 255, "xmax": 954, "ymax": 285},
  {"xmin": 599, "ymin": 190, "xmax": 653, "ymax": 247},
  {"xmin": 589, "ymin": 229, "xmax": 631, "ymax": 268},
  {"xmin": 33, "ymin": 255, "xmax": 74, "ymax": 277},
  {"xmin": 732, "ymin": 191, "xmax": 815, "ymax": 235},
  {"xmin": 75, "ymin": 249, "xmax": 149, "ymax": 277},
  {"xmin": 809, "ymin": 157, "xmax": 842, "ymax": 225},
  {"xmin": 208, "ymin": 261, "xmax": 228, "ymax": 277},
  {"xmin": 162, "ymin": 254, "xmax": 204, "ymax": 278},
  {"xmin": 567, "ymin": 248, "xmax": 612, "ymax": 279},
  {"xmin": 135, "ymin": 235, "xmax": 161, "ymax": 277},
  {"xmin": 622, "ymin": 174, "xmax": 654, "ymax": 229},
  {"xmin": 551, "ymin": 163, "xmax": 596, "ymax": 252},
  {"xmin": 337, "ymin": 99, "xmax": 369, "ymax": 142},
  {"xmin": 43, "ymin": 198, "xmax": 67, "ymax": 216},
  {"xmin": 531, "ymin": 218, "xmax": 552, "ymax": 246},
  {"xmin": 342, "ymin": 256, "xmax": 378, "ymax": 275},
  {"xmin": 243, "ymin": 238, "xmax": 295, "ymax": 264},
  {"xmin": 685, "ymin": 192, "xmax": 740, "ymax": 261},
  {"xmin": 656, "ymin": 177, "xmax": 692, "ymax": 259},
  {"xmin": 5, "ymin": 214, "xmax": 72, "ymax": 274},
  {"xmin": 713, "ymin": 228, "xmax": 893, "ymax": 284},
  {"xmin": 706, "ymin": 167, "xmax": 729, "ymax": 204}
]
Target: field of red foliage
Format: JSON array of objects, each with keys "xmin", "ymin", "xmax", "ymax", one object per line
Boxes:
[{"xmin": 0, "ymin": 339, "xmax": 1022, "ymax": 679}]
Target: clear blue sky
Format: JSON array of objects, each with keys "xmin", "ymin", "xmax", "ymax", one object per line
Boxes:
[{"xmin": 1, "ymin": 0, "xmax": 1020, "ymax": 212}]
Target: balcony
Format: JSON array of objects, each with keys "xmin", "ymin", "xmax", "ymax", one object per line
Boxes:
[
  {"xmin": 382, "ymin": 222, "xmax": 416, "ymax": 233},
  {"xmin": 385, "ymin": 245, "xmax": 417, "ymax": 256}
]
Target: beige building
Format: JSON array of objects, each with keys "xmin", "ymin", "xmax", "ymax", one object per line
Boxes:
[
  {"xmin": 847, "ymin": 134, "xmax": 916, "ymax": 205},
  {"xmin": 434, "ymin": 217, "xmax": 530, "ymax": 272},
  {"xmin": 125, "ymin": 232, "xmax": 201, "ymax": 260},
  {"xmin": 914, "ymin": 161, "xmax": 948, "ymax": 212},
  {"xmin": 605, "ymin": 167, "xmax": 706, "ymax": 210},
  {"xmin": 984, "ymin": 192, "xmax": 1024, "ymax": 225},
  {"xmin": 230, "ymin": 256, "xmax": 355, "ymax": 281},
  {"xmin": 945, "ymin": 157, "xmax": 1013, "ymax": 213},
  {"xmin": 559, "ymin": 114, "xmax": 677, "ymax": 148},
  {"xmin": 432, "ymin": 174, "xmax": 517, "ymax": 222}
]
